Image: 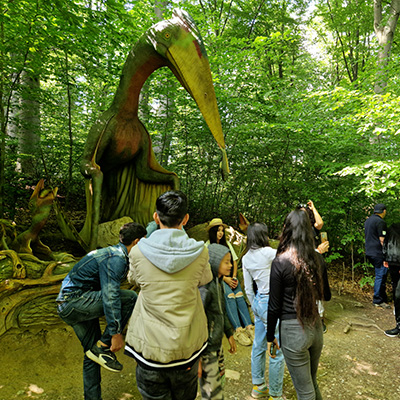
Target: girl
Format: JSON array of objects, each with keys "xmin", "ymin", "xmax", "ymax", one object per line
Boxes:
[
  {"xmin": 206, "ymin": 218, "xmax": 254, "ymax": 346},
  {"xmin": 242, "ymin": 223, "xmax": 285, "ymax": 400},
  {"xmin": 267, "ymin": 209, "xmax": 331, "ymax": 400}
]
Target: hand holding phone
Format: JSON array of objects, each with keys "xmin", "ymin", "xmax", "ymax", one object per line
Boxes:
[{"xmin": 269, "ymin": 342, "xmax": 276, "ymax": 357}]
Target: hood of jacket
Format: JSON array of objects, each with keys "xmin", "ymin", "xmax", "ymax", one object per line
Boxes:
[
  {"xmin": 207, "ymin": 243, "xmax": 230, "ymax": 278},
  {"xmin": 138, "ymin": 228, "xmax": 205, "ymax": 273}
]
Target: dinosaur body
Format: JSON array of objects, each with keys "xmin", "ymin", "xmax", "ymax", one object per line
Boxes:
[{"xmin": 75, "ymin": 9, "xmax": 228, "ymax": 249}]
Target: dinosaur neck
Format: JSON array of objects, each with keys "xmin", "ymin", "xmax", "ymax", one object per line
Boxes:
[{"xmin": 113, "ymin": 39, "xmax": 166, "ymax": 116}]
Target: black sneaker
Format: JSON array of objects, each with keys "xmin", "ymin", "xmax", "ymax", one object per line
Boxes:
[
  {"xmin": 384, "ymin": 326, "xmax": 400, "ymax": 338},
  {"xmin": 86, "ymin": 344, "xmax": 123, "ymax": 372},
  {"xmin": 374, "ymin": 302, "xmax": 391, "ymax": 309}
]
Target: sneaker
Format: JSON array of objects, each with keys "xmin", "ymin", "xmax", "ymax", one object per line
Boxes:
[
  {"xmin": 374, "ymin": 302, "xmax": 391, "ymax": 309},
  {"xmin": 86, "ymin": 343, "xmax": 123, "ymax": 372},
  {"xmin": 246, "ymin": 325, "xmax": 255, "ymax": 341},
  {"xmin": 251, "ymin": 384, "xmax": 268, "ymax": 399},
  {"xmin": 322, "ymin": 321, "xmax": 327, "ymax": 334},
  {"xmin": 234, "ymin": 327, "xmax": 252, "ymax": 346},
  {"xmin": 268, "ymin": 397, "xmax": 286, "ymax": 400},
  {"xmin": 384, "ymin": 326, "xmax": 400, "ymax": 337}
]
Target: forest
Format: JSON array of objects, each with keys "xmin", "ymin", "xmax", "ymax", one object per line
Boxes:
[{"xmin": 2, "ymin": 0, "xmax": 400, "ymax": 287}]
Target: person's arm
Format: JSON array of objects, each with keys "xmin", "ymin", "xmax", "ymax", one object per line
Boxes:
[
  {"xmin": 198, "ymin": 247, "xmax": 213, "ymax": 286},
  {"xmin": 308, "ymin": 200, "xmax": 324, "ymax": 230},
  {"xmin": 224, "ymin": 242, "xmax": 238, "ymax": 288},
  {"xmin": 99, "ymin": 255, "xmax": 126, "ymax": 344},
  {"xmin": 242, "ymin": 264, "xmax": 255, "ymax": 306},
  {"xmin": 266, "ymin": 258, "xmax": 285, "ymax": 343}
]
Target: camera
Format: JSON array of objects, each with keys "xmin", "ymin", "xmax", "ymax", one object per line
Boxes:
[{"xmin": 297, "ymin": 203, "xmax": 308, "ymax": 209}]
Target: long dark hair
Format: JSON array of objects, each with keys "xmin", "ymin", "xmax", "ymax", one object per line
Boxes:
[
  {"xmin": 208, "ymin": 225, "xmax": 227, "ymax": 246},
  {"xmin": 277, "ymin": 209, "xmax": 323, "ymax": 326},
  {"xmin": 245, "ymin": 222, "xmax": 270, "ymax": 253}
]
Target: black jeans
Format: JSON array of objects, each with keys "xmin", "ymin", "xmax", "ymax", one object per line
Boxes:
[
  {"xmin": 135, "ymin": 360, "xmax": 199, "ymax": 400},
  {"xmin": 58, "ymin": 289, "xmax": 137, "ymax": 400},
  {"xmin": 389, "ymin": 264, "xmax": 400, "ymax": 324}
]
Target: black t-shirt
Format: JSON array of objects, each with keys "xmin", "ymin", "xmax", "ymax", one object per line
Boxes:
[{"xmin": 364, "ymin": 214, "xmax": 387, "ymax": 259}]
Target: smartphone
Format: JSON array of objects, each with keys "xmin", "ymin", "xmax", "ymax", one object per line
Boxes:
[
  {"xmin": 270, "ymin": 342, "xmax": 276, "ymax": 356},
  {"xmin": 320, "ymin": 232, "xmax": 328, "ymax": 243}
]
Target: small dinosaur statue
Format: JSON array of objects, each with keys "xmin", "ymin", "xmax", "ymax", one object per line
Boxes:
[{"xmin": 11, "ymin": 179, "xmax": 57, "ymax": 260}]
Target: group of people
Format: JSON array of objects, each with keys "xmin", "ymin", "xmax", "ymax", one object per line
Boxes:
[
  {"xmin": 364, "ymin": 203, "xmax": 400, "ymax": 337},
  {"xmin": 57, "ymin": 192, "xmax": 332, "ymax": 400}
]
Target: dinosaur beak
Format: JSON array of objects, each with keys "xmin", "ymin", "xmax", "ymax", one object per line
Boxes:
[{"xmin": 165, "ymin": 11, "xmax": 230, "ymax": 178}]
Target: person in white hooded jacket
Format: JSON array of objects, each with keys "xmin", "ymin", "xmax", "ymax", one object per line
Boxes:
[{"xmin": 124, "ymin": 190, "xmax": 212, "ymax": 400}]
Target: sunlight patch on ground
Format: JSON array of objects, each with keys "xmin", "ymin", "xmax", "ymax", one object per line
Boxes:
[
  {"xmin": 225, "ymin": 369, "xmax": 240, "ymax": 380},
  {"xmin": 344, "ymin": 355, "xmax": 378, "ymax": 376},
  {"xmin": 27, "ymin": 384, "xmax": 44, "ymax": 396}
]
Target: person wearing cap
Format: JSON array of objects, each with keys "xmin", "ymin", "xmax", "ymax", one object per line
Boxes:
[
  {"xmin": 364, "ymin": 203, "xmax": 390, "ymax": 308},
  {"xmin": 206, "ymin": 218, "xmax": 254, "ymax": 347}
]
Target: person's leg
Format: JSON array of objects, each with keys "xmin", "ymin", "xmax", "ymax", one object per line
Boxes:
[
  {"xmin": 170, "ymin": 359, "xmax": 200, "ymax": 400},
  {"xmin": 251, "ymin": 294, "xmax": 268, "ymax": 386},
  {"xmin": 308, "ymin": 320, "xmax": 324, "ymax": 400},
  {"xmin": 251, "ymin": 315, "xmax": 267, "ymax": 385},
  {"xmin": 135, "ymin": 364, "xmax": 172, "ymax": 400},
  {"xmin": 58, "ymin": 297, "xmax": 103, "ymax": 400},
  {"xmin": 200, "ymin": 352, "xmax": 223, "ymax": 400},
  {"xmin": 100, "ymin": 289, "xmax": 137, "ymax": 344},
  {"xmin": 369, "ymin": 257, "xmax": 388, "ymax": 305},
  {"xmin": 379, "ymin": 266, "xmax": 389, "ymax": 303},
  {"xmin": 252, "ymin": 294, "xmax": 284, "ymax": 398},
  {"xmin": 268, "ymin": 325, "xmax": 285, "ymax": 398},
  {"xmin": 280, "ymin": 319, "xmax": 316, "ymax": 400},
  {"xmin": 396, "ymin": 276, "xmax": 400, "ymax": 325},
  {"xmin": 233, "ymin": 281, "xmax": 253, "ymax": 327},
  {"xmin": 223, "ymin": 282, "xmax": 241, "ymax": 329},
  {"xmin": 389, "ymin": 265, "xmax": 400, "ymax": 323}
]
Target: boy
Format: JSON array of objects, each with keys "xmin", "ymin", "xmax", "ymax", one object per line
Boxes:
[
  {"xmin": 199, "ymin": 243, "xmax": 237, "ymax": 399},
  {"xmin": 57, "ymin": 222, "xmax": 146, "ymax": 400},
  {"xmin": 124, "ymin": 190, "xmax": 212, "ymax": 400}
]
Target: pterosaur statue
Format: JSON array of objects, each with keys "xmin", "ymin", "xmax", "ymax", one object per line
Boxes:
[{"xmin": 60, "ymin": 9, "xmax": 229, "ymax": 250}]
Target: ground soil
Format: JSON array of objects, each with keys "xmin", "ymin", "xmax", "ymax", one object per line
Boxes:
[{"xmin": 1, "ymin": 277, "xmax": 399, "ymax": 400}]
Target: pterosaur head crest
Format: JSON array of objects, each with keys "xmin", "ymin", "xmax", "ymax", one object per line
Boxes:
[{"xmin": 147, "ymin": 9, "xmax": 230, "ymax": 179}]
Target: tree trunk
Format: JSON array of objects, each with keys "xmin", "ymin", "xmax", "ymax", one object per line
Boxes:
[
  {"xmin": 15, "ymin": 70, "xmax": 41, "ymax": 177},
  {"xmin": 373, "ymin": 0, "xmax": 400, "ymax": 94}
]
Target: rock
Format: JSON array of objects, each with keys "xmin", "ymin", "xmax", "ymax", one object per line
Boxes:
[{"xmin": 97, "ymin": 217, "xmax": 133, "ymax": 248}]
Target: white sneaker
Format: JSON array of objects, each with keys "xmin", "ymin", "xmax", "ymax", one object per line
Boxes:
[{"xmin": 234, "ymin": 327, "xmax": 252, "ymax": 346}]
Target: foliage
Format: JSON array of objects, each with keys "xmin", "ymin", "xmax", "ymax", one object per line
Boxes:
[{"xmin": 2, "ymin": 0, "xmax": 400, "ymax": 287}]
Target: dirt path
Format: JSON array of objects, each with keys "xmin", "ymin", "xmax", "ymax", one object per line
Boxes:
[{"xmin": 1, "ymin": 289, "xmax": 399, "ymax": 400}]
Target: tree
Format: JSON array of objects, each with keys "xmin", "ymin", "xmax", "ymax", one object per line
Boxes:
[{"xmin": 374, "ymin": 0, "xmax": 400, "ymax": 93}]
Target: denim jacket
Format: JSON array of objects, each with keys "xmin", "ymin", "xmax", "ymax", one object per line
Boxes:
[{"xmin": 56, "ymin": 243, "xmax": 129, "ymax": 335}]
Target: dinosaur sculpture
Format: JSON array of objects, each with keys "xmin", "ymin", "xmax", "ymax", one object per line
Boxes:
[{"xmin": 62, "ymin": 9, "xmax": 229, "ymax": 250}]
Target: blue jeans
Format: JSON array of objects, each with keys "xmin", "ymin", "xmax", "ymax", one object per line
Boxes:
[
  {"xmin": 136, "ymin": 360, "xmax": 199, "ymax": 400},
  {"xmin": 58, "ymin": 289, "xmax": 137, "ymax": 400},
  {"xmin": 368, "ymin": 256, "xmax": 389, "ymax": 304},
  {"xmin": 223, "ymin": 280, "xmax": 252, "ymax": 329},
  {"xmin": 251, "ymin": 293, "xmax": 285, "ymax": 397},
  {"xmin": 281, "ymin": 319, "xmax": 323, "ymax": 400}
]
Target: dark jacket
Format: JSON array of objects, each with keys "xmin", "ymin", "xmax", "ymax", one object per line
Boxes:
[
  {"xmin": 383, "ymin": 223, "xmax": 400, "ymax": 266},
  {"xmin": 199, "ymin": 244, "xmax": 234, "ymax": 354}
]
